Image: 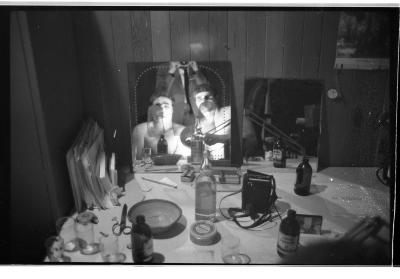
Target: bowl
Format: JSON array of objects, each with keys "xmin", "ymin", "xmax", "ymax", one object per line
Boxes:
[
  {"xmin": 151, "ymin": 154, "xmax": 182, "ymax": 165},
  {"xmin": 127, "ymin": 199, "xmax": 182, "ymax": 235}
]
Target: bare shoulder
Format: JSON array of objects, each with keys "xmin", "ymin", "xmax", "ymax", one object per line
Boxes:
[
  {"xmin": 132, "ymin": 122, "xmax": 148, "ymax": 135},
  {"xmin": 172, "ymin": 123, "xmax": 186, "ymax": 134}
]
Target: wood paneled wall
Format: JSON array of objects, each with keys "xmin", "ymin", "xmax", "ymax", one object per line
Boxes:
[{"xmin": 72, "ymin": 10, "xmax": 340, "ymax": 169}]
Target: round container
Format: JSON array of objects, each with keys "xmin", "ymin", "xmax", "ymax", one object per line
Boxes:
[{"xmin": 190, "ymin": 220, "xmax": 218, "ymax": 246}]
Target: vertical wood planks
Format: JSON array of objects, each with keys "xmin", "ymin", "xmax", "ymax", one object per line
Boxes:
[
  {"xmin": 111, "ymin": 11, "xmax": 135, "ymax": 167},
  {"xmin": 265, "ymin": 11, "xmax": 285, "ymax": 78},
  {"xmin": 246, "ymin": 11, "xmax": 266, "ymax": 78},
  {"xmin": 93, "ymin": 11, "xmax": 118, "ymax": 151},
  {"xmin": 189, "ymin": 11, "xmax": 209, "ymax": 61},
  {"xmin": 318, "ymin": 11, "xmax": 340, "ymax": 81},
  {"xmin": 283, "ymin": 11, "xmax": 305, "ymax": 78},
  {"xmin": 328, "ymin": 70, "xmax": 355, "ymax": 166},
  {"xmin": 317, "ymin": 11, "xmax": 340, "ymax": 167},
  {"xmin": 130, "ymin": 11, "xmax": 153, "ymax": 62},
  {"xmin": 301, "ymin": 11, "xmax": 323, "ymax": 79},
  {"xmin": 228, "ymin": 11, "xmax": 247, "ymax": 138},
  {"xmin": 209, "ymin": 11, "xmax": 228, "ymax": 61},
  {"xmin": 72, "ymin": 11, "xmax": 104, "ymax": 126},
  {"xmin": 150, "ymin": 10, "xmax": 171, "ymax": 62},
  {"xmin": 170, "ymin": 11, "xmax": 190, "ymax": 61}
]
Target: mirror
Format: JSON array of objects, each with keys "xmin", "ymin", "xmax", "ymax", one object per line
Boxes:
[
  {"xmin": 243, "ymin": 78, "xmax": 323, "ymax": 165},
  {"xmin": 128, "ymin": 61, "xmax": 239, "ymax": 167}
]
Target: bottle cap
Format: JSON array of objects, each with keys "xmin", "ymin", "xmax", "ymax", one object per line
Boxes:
[
  {"xmin": 287, "ymin": 209, "xmax": 296, "ymax": 218},
  {"xmin": 190, "ymin": 220, "xmax": 218, "ymax": 246},
  {"xmin": 136, "ymin": 215, "xmax": 145, "ymax": 224}
]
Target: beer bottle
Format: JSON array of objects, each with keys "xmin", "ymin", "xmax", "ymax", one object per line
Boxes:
[
  {"xmin": 157, "ymin": 134, "xmax": 168, "ymax": 154},
  {"xmin": 273, "ymin": 137, "xmax": 286, "ymax": 168},
  {"xmin": 277, "ymin": 209, "xmax": 300, "ymax": 257},
  {"xmin": 294, "ymin": 157, "xmax": 312, "ymax": 196}
]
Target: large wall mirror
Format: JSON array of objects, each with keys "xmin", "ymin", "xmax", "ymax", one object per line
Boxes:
[
  {"xmin": 243, "ymin": 78, "xmax": 323, "ymax": 167},
  {"xmin": 128, "ymin": 61, "xmax": 240, "ymax": 167}
]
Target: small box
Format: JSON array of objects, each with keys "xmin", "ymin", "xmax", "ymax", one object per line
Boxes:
[{"xmin": 181, "ymin": 169, "xmax": 195, "ymax": 182}]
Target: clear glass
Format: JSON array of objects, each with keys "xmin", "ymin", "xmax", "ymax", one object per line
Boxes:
[
  {"xmin": 99, "ymin": 235, "xmax": 126, "ymax": 263},
  {"xmin": 195, "ymin": 150, "xmax": 216, "ymax": 221},
  {"xmin": 45, "ymin": 236, "xmax": 71, "ymax": 262},
  {"xmin": 142, "ymin": 147, "xmax": 153, "ymax": 165},
  {"xmin": 75, "ymin": 222, "xmax": 99, "ymax": 255},
  {"xmin": 221, "ymin": 236, "xmax": 250, "ymax": 264},
  {"xmin": 56, "ymin": 217, "xmax": 79, "ymax": 252}
]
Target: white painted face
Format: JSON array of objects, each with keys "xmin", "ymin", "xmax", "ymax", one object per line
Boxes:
[
  {"xmin": 195, "ymin": 91, "xmax": 216, "ymax": 115},
  {"xmin": 152, "ymin": 96, "xmax": 173, "ymax": 121}
]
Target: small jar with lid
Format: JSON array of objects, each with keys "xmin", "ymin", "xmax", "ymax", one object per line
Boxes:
[{"xmin": 75, "ymin": 211, "xmax": 99, "ymax": 255}]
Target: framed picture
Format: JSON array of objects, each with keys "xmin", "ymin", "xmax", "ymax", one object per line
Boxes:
[
  {"xmin": 295, "ymin": 214, "xmax": 323, "ymax": 235},
  {"xmin": 335, "ymin": 11, "xmax": 391, "ymax": 70}
]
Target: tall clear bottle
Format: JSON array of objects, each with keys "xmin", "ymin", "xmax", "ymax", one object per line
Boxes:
[
  {"xmin": 191, "ymin": 118, "xmax": 204, "ymax": 164},
  {"xmin": 195, "ymin": 148, "xmax": 217, "ymax": 221}
]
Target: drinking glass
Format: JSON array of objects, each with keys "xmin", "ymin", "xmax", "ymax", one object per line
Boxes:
[
  {"xmin": 75, "ymin": 221, "xmax": 99, "ymax": 255},
  {"xmin": 142, "ymin": 147, "xmax": 153, "ymax": 165},
  {"xmin": 221, "ymin": 236, "xmax": 250, "ymax": 264},
  {"xmin": 56, "ymin": 217, "xmax": 79, "ymax": 252},
  {"xmin": 45, "ymin": 236, "xmax": 71, "ymax": 262},
  {"xmin": 99, "ymin": 234, "xmax": 126, "ymax": 263}
]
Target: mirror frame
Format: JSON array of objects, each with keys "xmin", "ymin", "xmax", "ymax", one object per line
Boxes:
[{"xmin": 128, "ymin": 61, "xmax": 242, "ymax": 167}]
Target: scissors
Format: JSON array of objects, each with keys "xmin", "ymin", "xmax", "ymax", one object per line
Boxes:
[{"xmin": 112, "ymin": 204, "xmax": 132, "ymax": 236}]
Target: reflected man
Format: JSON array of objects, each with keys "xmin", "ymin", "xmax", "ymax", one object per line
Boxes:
[
  {"xmin": 132, "ymin": 89, "xmax": 190, "ymax": 159},
  {"xmin": 193, "ymin": 84, "xmax": 231, "ymax": 160}
]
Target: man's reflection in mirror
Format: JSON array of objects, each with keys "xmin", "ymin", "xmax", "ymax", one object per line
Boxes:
[
  {"xmin": 192, "ymin": 84, "xmax": 231, "ymax": 160},
  {"xmin": 132, "ymin": 87, "xmax": 190, "ymax": 159}
]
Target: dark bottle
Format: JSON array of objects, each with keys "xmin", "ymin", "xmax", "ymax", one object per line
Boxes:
[
  {"xmin": 131, "ymin": 215, "xmax": 153, "ymax": 263},
  {"xmin": 273, "ymin": 137, "xmax": 286, "ymax": 168},
  {"xmin": 294, "ymin": 157, "xmax": 312, "ymax": 196},
  {"xmin": 277, "ymin": 209, "xmax": 300, "ymax": 257},
  {"xmin": 157, "ymin": 134, "xmax": 168, "ymax": 154}
]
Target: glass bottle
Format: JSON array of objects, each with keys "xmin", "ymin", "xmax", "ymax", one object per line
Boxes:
[
  {"xmin": 277, "ymin": 209, "xmax": 300, "ymax": 257},
  {"xmin": 195, "ymin": 149, "xmax": 217, "ymax": 221},
  {"xmin": 191, "ymin": 118, "xmax": 204, "ymax": 164},
  {"xmin": 273, "ymin": 137, "xmax": 286, "ymax": 168},
  {"xmin": 157, "ymin": 134, "xmax": 168, "ymax": 154},
  {"xmin": 131, "ymin": 215, "xmax": 153, "ymax": 263},
  {"xmin": 294, "ymin": 157, "xmax": 312, "ymax": 196}
]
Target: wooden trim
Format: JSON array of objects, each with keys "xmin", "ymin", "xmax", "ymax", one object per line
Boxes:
[{"xmin": 334, "ymin": 58, "xmax": 390, "ymax": 70}]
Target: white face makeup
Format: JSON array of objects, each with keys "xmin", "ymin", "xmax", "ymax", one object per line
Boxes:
[{"xmin": 152, "ymin": 96, "xmax": 173, "ymax": 121}]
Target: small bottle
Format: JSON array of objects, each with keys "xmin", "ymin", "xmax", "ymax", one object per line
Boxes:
[
  {"xmin": 277, "ymin": 209, "xmax": 300, "ymax": 257},
  {"xmin": 131, "ymin": 215, "xmax": 153, "ymax": 263},
  {"xmin": 294, "ymin": 157, "xmax": 312, "ymax": 196},
  {"xmin": 195, "ymin": 149, "xmax": 217, "ymax": 221},
  {"xmin": 273, "ymin": 137, "xmax": 286, "ymax": 168},
  {"xmin": 191, "ymin": 119, "xmax": 204, "ymax": 164},
  {"xmin": 157, "ymin": 134, "xmax": 168, "ymax": 154}
]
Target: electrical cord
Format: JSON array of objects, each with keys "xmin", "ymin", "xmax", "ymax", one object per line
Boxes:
[{"xmin": 218, "ymin": 189, "xmax": 242, "ymax": 220}]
